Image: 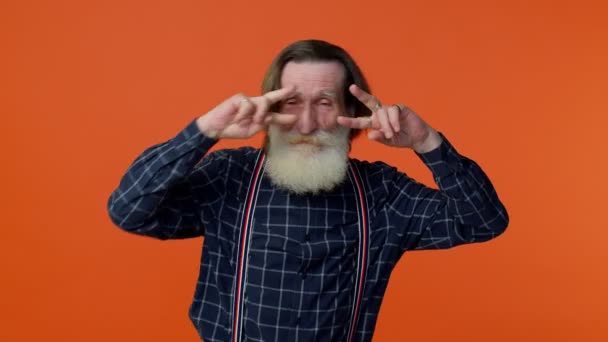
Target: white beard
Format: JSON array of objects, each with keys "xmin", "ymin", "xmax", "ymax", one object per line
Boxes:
[{"xmin": 265, "ymin": 125, "xmax": 351, "ymax": 195}]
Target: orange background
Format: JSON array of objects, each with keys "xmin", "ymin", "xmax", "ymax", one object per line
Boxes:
[{"xmin": 2, "ymin": 0, "xmax": 607, "ymax": 341}]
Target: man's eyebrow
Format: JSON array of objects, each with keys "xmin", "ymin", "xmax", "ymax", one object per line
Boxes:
[
  {"xmin": 319, "ymin": 90, "xmax": 338, "ymax": 98},
  {"xmin": 285, "ymin": 90, "xmax": 338, "ymax": 98}
]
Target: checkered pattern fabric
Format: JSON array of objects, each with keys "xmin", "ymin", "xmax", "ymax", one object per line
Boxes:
[{"xmin": 108, "ymin": 120, "xmax": 508, "ymax": 342}]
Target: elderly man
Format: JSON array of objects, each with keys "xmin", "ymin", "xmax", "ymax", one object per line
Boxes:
[{"xmin": 108, "ymin": 39, "xmax": 508, "ymax": 342}]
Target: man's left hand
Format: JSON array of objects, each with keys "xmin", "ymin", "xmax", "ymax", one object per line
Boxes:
[{"xmin": 337, "ymin": 84, "xmax": 442, "ymax": 153}]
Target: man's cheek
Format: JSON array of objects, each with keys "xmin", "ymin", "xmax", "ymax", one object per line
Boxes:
[
  {"xmin": 319, "ymin": 114, "xmax": 338, "ymax": 132},
  {"xmin": 318, "ymin": 112, "xmax": 340, "ymax": 130}
]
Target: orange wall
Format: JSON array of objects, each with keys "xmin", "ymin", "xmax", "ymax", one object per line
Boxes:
[{"xmin": 2, "ymin": 0, "xmax": 607, "ymax": 340}]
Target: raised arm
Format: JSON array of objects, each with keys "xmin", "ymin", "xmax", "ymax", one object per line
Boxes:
[
  {"xmin": 107, "ymin": 87, "xmax": 298, "ymax": 239},
  {"xmin": 338, "ymin": 84, "xmax": 508, "ymax": 250},
  {"xmin": 387, "ymin": 137, "xmax": 508, "ymax": 251},
  {"xmin": 107, "ymin": 121, "xmax": 218, "ymax": 239}
]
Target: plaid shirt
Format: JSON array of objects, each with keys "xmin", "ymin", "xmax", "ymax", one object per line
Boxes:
[{"xmin": 108, "ymin": 120, "xmax": 508, "ymax": 342}]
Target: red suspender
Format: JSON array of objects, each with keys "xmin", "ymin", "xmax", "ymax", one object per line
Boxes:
[
  {"xmin": 346, "ymin": 161, "xmax": 369, "ymax": 342},
  {"xmin": 232, "ymin": 153, "xmax": 369, "ymax": 342},
  {"xmin": 232, "ymin": 151, "xmax": 265, "ymax": 342}
]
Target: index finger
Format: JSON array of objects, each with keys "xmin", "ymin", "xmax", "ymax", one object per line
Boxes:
[
  {"xmin": 349, "ymin": 84, "xmax": 380, "ymax": 111},
  {"xmin": 263, "ymin": 85, "xmax": 296, "ymax": 104}
]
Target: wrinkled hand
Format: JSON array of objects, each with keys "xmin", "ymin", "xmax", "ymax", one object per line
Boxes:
[
  {"xmin": 336, "ymin": 84, "xmax": 442, "ymax": 153},
  {"xmin": 196, "ymin": 87, "xmax": 297, "ymax": 139}
]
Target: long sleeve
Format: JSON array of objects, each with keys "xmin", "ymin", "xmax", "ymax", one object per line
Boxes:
[
  {"xmin": 107, "ymin": 120, "xmax": 221, "ymax": 240},
  {"xmin": 385, "ymin": 134, "xmax": 509, "ymax": 251}
]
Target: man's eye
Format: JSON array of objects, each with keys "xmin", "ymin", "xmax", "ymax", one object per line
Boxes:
[
  {"xmin": 285, "ymin": 100, "xmax": 297, "ymax": 105},
  {"xmin": 320, "ymin": 101, "xmax": 332, "ymax": 106}
]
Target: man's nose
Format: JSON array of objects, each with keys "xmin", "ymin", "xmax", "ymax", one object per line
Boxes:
[{"xmin": 295, "ymin": 105, "xmax": 318, "ymax": 135}]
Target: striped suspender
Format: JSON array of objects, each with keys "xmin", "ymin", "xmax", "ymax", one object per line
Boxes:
[
  {"xmin": 231, "ymin": 152, "xmax": 369, "ymax": 342},
  {"xmin": 346, "ymin": 161, "xmax": 369, "ymax": 342},
  {"xmin": 232, "ymin": 151, "xmax": 266, "ymax": 342}
]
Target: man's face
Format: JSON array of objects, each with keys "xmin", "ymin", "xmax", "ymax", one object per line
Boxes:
[
  {"xmin": 265, "ymin": 61, "xmax": 352, "ymax": 194},
  {"xmin": 279, "ymin": 61, "xmax": 348, "ymax": 133}
]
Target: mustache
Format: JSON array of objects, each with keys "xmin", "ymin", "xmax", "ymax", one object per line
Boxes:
[{"xmin": 286, "ymin": 132, "xmax": 335, "ymax": 146}]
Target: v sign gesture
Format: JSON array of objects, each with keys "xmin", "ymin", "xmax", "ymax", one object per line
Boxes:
[
  {"xmin": 196, "ymin": 86, "xmax": 298, "ymax": 139},
  {"xmin": 337, "ymin": 84, "xmax": 443, "ymax": 153}
]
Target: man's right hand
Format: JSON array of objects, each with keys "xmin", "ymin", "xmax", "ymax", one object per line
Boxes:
[{"xmin": 196, "ymin": 86, "xmax": 297, "ymax": 139}]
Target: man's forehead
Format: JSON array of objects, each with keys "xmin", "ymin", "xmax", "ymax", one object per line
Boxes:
[{"xmin": 280, "ymin": 61, "xmax": 346, "ymax": 90}]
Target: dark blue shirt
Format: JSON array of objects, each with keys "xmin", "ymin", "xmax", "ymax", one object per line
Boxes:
[{"xmin": 108, "ymin": 120, "xmax": 508, "ymax": 342}]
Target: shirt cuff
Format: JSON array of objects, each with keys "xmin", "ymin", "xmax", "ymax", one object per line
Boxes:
[{"xmin": 416, "ymin": 133, "xmax": 464, "ymax": 177}]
